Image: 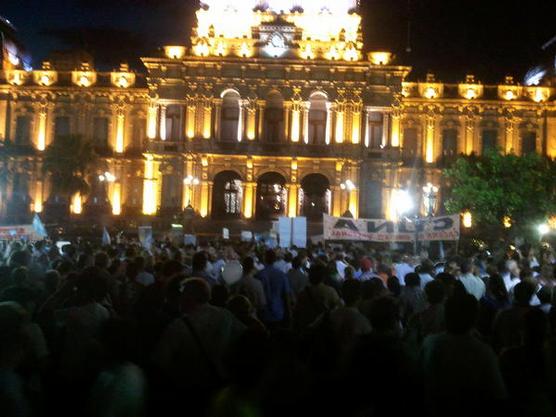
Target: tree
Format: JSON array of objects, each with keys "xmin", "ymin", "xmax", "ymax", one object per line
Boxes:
[
  {"xmin": 43, "ymin": 135, "xmax": 97, "ymax": 209},
  {"xmin": 443, "ymin": 151, "xmax": 556, "ymax": 236}
]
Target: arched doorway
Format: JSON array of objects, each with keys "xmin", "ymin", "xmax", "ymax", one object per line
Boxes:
[
  {"xmin": 300, "ymin": 174, "xmax": 330, "ymax": 220},
  {"xmin": 220, "ymin": 90, "xmax": 241, "ymax": 142},
  {"xmin": 256, "ymin": 172, "xmax": 286, "ymax": 220},
  {"xmin": 212, "ymin": 171, "xmax": 243, "ymax": 219},
  {"xmin": 308, "ymin": 92, "xmax": 328, "ymax": 144},
  {"xmin": 264, "ymin": 91, "xmax": 284, "ymax": 143}
]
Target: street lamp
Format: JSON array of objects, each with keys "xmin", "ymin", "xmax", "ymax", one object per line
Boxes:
[
  {"xmin": 422, "ymin": 182, "xmax": 439, "ymax": 217},
  {"xmin": 99, "ymin": 172, "xmax": 116, "ymax": 183},
  {"xmin": 340, "ymin": 179, "xmax": 356, "ymax": 192},
  {"xmin": 538, "ymin": 223, "xmax": 550, "ymax": 236},
  {"xmin": 183, "ymin": 175, "xmax": 200, "ymax": 208},
  {"xmin": 391, "ymin": 189, "xmax": 414, "ymax": 219}
]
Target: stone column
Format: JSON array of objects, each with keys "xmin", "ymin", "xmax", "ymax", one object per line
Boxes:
[
  {"xmin": 302, "ymin": 102, "xmax": 310, "ymax": 144},
  {"xmin": 382, "ymin": 113, "xmax": 390, "ymax": 147},
  {"xmin": 325, "ymin": 103, "xmax": 333, "ymax": 145},
  {"xmin": 390, "ymin": 112, "xmax": 401, "ymax": 147},
  {"xmin": 213, "ymin": 99, "xmax": 222, "ymax": 140},
  {"xmin": 237, "ymin": 100, "xmax": 244, "ymax": 142},
  {"xmin": 159, "ymin": 105, "xmax": 167, "ymax": 141},
  {"xmin": 147, "ymin": 103, "xmax": 158, "ymax": 140},
  {"xmin": 283, "ymin": 102, "xmax": 291, "ymax": 142},
  {"xmin": 257, "ymin": 100, "xmax": 265, "ymax": 141}
]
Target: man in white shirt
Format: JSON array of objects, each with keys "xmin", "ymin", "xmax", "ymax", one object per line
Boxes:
[
  {"xmin": 335, "ymin": 253, "xmax": 349, "ymax": 280},
  {"xmin": 501, "ymin": 259, "xmax": 520, "ymax": 292},
  {"xmin": 418, "ymin": 259, "xmax": 435, "ymax": 290},
  {"xmin": 393, "ymin": 253, "xmax": 414, "ymax": 286},
  {"xmin": 458, "ymin": 259, "xmax": 486, "ymax": 300}
]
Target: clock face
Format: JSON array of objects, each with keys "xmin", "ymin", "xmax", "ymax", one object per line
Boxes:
[{"xmin": 265, "ymin": 32, "xmax": 287, "ymax": 57}]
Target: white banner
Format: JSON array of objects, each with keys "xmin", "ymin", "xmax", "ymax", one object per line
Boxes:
[{"xmin": 323, "ymin": 214, "xmax": 460, "ymax": 242}]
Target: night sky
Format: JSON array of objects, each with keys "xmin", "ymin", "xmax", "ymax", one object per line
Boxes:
[{"xmin": 1, "ymin": 0, "xmax": 554, "ymax": 83}]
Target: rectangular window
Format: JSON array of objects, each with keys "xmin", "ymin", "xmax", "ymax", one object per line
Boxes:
[
  {"xmin": 93, "ymin": 117, "xmax": 109, "ymax": 148},
  {"xmin": 442, "ymin": 129, "xmax": 458, "ymax": 158},
  {"xmin": 166, "ymin": 105, "xmax": 182, "ymax": 140},
  {"xmin": 54, "ymin": 116, "xmax": 71, "ymax": 139},
  {"xmin": 14, "ymin": 116, "xmax": 31, "ymax": 146},
  {"xmin": 402, "ymin": 128, "xmax": 418, "ymax": 159},
  {"xmin": 482, "ymin": 129, "xmax": 498, "ymax": 154},
  {"xmin": 368, "ymin": 112, "xmax": 383, "ymax": 148},
  {"xmin": 132, "ymin": 118, "xmax": 146, "ymax": 149},
  {"xmin": 521, "ymin": 132, "xmax": 536, "ymax": 155}
]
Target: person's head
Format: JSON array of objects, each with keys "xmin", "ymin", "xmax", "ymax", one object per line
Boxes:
[
  {"xmin": 435, "ymin": 272, "xmax": 457, "ymax": 296},
  {"xmin": 227, "ymin": 295, "xmax": 253, "ymax": 319},
  {"xmin": 308, "ymin": 263, "xmax": 327, "ymax": 285},
  {"xmin": 486, "ymin": 274, "xmax": 509, "ymax": 303},
  {"xmin": 264, "ymin": 249, "xmax": 277, "ymax": 266},
  {"xmin": 405, "ymin": 272, "xmax": 421, "ymax": 288},
  {"xmin": 424, "ymin": 280, "xmax": 445, "ymax": 305},
  {"xmin": 134, "ymin": 256, "xmax": 146, "ymax": 271},
  {"xmin": 192, "ymin": 251, "xmax": 208, "ymax": 273},
  {"xmin": 513, "ymin": 281, "xmax": 536, "ymax": 307},
  {"xmin": 460, "ymin": 258, "xmax": 474, "ymax": 275},
  {"xmin": 10, "ymin": 267, "xmax": 29, "ymax": 287},
  {"xmin": 8, "ymin": 250, "xmax": 30, "ymax": 269},
  {"xmin": 506, "ymin": 259, "xmax": 520, "ymax": 277},
  {"xmin": 360, "ymin": 257, "xmax": 372, "ymax": 272},
  {"xmin": 291, "ymin": 256, "xmax": 302, "ymax": 271},
  {"xmin": 369, "ymin": 296, "xmax": 400, "ymax": 334},
  {"xmin": 342, "ymin": 279, "xmax": 362, "ymax": 306},
  {"xmin": 181, "ymin": 278, "xmax": 211, "ymax": 313},
  {"xmin": 76, "ymin": 266, "xmax": 109, "ymax": 304},
  {"xmin": 242, "ymin": 256, "xmax": 256, "ymax": 276},
  {"xmin": 94, "ymin": 251, "xmax": 110, "ymax": 270},
  {"xmin": 445, "ymin": 293, "xmax": 478, "ymax": 334},
  {"xmin": 44, "ymin": 270, "xmax": 61, "ymax": 295},
  {"xmin": 0, "ymin": 301, "xmax": 29, "ymax": 368},
  {"xmin": 57, "ymin": 260, "xmax": 74, "ymax": 277},
  {"xmin": 420, "ymin": 259, "xmax": 434, "ymax": 276},
  {"xmin": 387, "ymin": 276, "xmax": 401, "ymax": 297}
]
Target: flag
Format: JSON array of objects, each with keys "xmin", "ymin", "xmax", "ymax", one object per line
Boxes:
[
  {"xmin": 32, "ymin": 214, "xmax": 48, "ymax": 239},
  {"xmin": 102, "ymin": 227, "xmax": 111, "ymax": 246}
]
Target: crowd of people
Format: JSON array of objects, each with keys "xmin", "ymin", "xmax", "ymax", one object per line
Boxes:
[{"xmin": 0, "ymin": 237, "xmax": 555, "ymax": 417}]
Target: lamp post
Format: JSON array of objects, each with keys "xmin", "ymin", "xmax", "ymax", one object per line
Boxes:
[
  {"xmin": 422, "ymin": 182, "xmax": 439, "ymax": 218},
  {"xmin": 421, "ymin": 182, "xmax": 439, "ymax": 254},
  {"xmin": 340, "ymin": 179, "xmax": 356, "ymax": 218}
]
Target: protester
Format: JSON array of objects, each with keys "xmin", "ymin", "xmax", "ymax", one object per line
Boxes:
[{"xmin": 0, "ymin": 235, "xmax": 555, "ymax": 417}]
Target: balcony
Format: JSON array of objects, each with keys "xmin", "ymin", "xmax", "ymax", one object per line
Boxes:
[{"xmin": 146, "ymin": 138, "xmax": 380, "ymax": 159}]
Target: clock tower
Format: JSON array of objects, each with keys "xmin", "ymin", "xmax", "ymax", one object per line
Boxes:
[{"xmin": 192, "ymin": 0, "xmax": 364, "ymax": 61}]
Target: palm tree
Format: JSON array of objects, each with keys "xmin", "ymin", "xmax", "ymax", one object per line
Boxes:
[{"xmin": 43, "ymin": 135, "xmax": 97, "ymax": 217}]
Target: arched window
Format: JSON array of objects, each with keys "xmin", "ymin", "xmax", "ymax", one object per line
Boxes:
[
  {"xmin": 308, "ymin": 93, "xmax": 327, "ymax": 144},
  {"xmin": 300, "ymin": 174, "xmax": 330, "ymax": 220},
  {"xmin": 264, "ymin": 91, "xmax": 284, "ymax": 143},
  {"xmin": 220, "ymin": 91, "xmax": 241, "ymax": 142},
  {"xmin": 256, "ymin": 172, "xmax": 286, "ymax": 220},
  {"xmin": 212, "ymin": 171, "xmax": 243, "ymax": 218}
]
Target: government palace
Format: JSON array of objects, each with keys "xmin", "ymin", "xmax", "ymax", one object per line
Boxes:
[{"xmin": 1, "ymin": 1, "xmax": 555, "ymax": 230}]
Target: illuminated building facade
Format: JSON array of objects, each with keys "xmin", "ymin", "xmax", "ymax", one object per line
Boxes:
[{"xmin": 0, "ymin": 3, "xmax": 555, "ymax": 227}]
